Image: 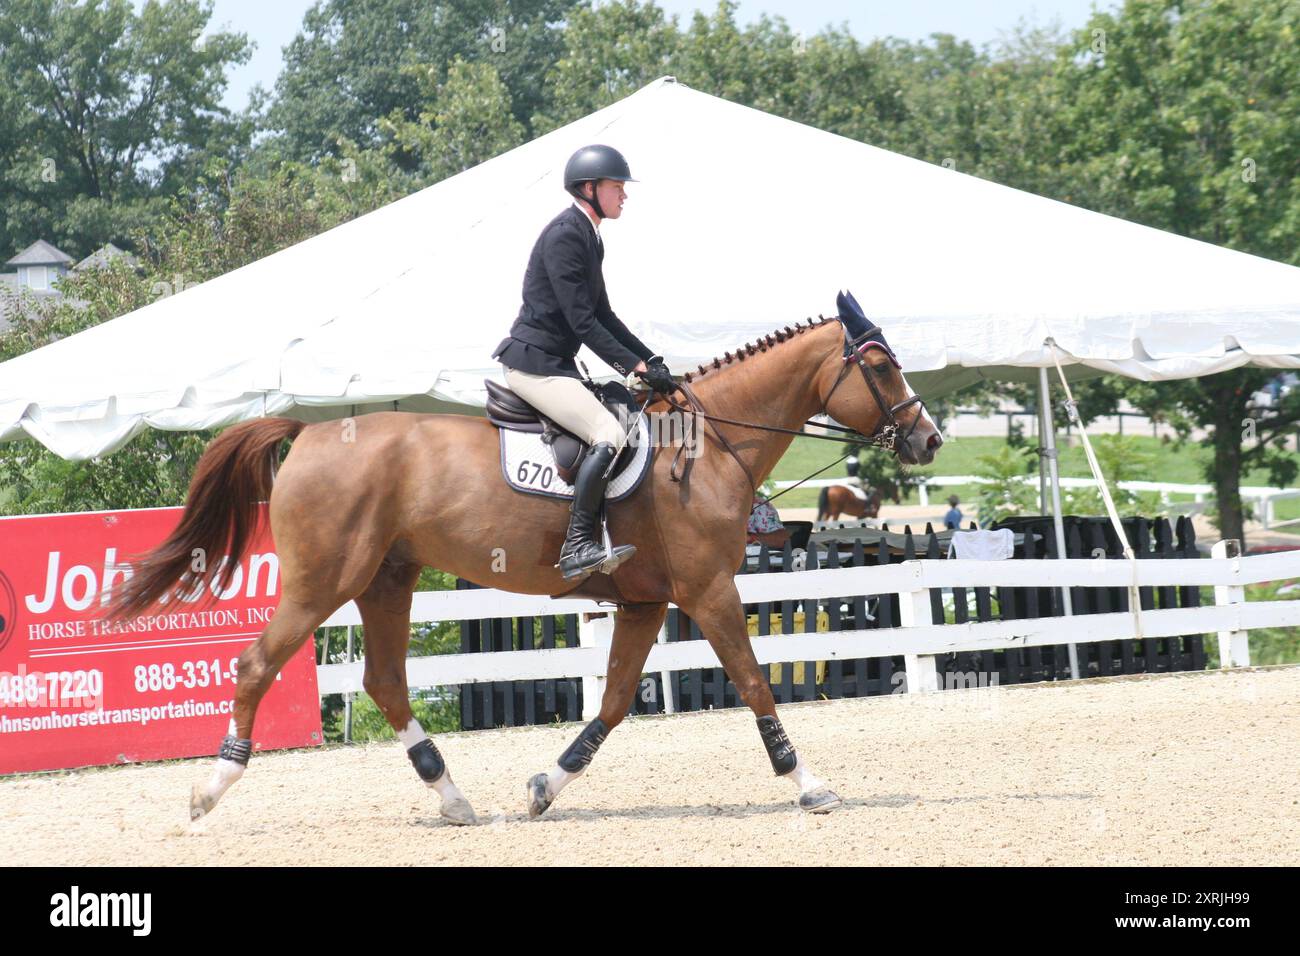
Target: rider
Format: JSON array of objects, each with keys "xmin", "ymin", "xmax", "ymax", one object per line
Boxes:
[{"xmin": 492, "ymin": 144, "xmax": 674, "ymax": 581}]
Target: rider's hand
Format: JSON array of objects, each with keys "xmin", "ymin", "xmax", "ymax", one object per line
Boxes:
[{"xmin": 636, "ymin": 355, "xmax": 675, "ymax": 395}]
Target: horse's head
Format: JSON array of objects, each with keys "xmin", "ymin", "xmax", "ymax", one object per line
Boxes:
[{"xmin": 821, "ymin": 290, "xmax": 943, "ymax": 466}]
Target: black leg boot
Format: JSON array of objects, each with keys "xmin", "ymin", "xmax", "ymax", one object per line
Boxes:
[{"xmin": 556, "ymin": 442, "xmax": 636, "ymax": 580}]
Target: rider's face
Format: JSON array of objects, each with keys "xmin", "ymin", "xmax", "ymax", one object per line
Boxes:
[{"xmin": 587, "ymin": 179, "xmax": 627, "ymax": 219}]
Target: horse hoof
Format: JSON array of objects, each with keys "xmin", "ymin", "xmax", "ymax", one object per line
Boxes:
[
  {"xmin": 190, "ymin": 785, "xmax": 217, "ymax": 822},
  {"xmin": 527, "ymin": 773, "xmax": 553, "ymax": 818},
  {"xmin": 440, "ymin": 797, "xmax": 478, "ymax": 826},
  {"xmin": 798, "ymin": 787, "xmax": 843, "ymax": 814}
]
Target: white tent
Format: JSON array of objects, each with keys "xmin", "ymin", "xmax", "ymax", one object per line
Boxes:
[{"xmin": 3, "ymin": 75, "xmax": 1299, "ymax": 461}]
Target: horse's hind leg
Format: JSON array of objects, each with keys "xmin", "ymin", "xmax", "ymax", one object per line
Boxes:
[
  {"xmin": 357, "ymin": 560, "xmax": 476, "ymax": 826},
  {"xmin": 681, "ymin": 580, "xmax": 842, "ymax": 814},
  {"xmin": 527, "ymin": 602, "xmax": 667, "ymax": 818},
  {"xmin": 190, "ymin": 596, "xmax": 338, "ymax": 820}
]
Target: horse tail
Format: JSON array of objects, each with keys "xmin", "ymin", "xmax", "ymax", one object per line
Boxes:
[
  {"xmin": 109, "ymin": 418, "xmax": 306, "ymax": 620},
  {"xmin": 816, "ymin": 486, "xmax": 829, "ymax": 521}
]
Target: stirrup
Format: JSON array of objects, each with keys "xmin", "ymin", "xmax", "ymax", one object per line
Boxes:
[
  {"xmin": 596, "ymin": 543, "xmax": 636, "ymax": 575},
  {"xmin": 555, "ymin": 539, "xmax": 636, "ymax": 580}
]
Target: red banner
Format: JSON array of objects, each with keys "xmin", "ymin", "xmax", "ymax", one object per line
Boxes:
[{"xmin": 0, "ymin": 506, "xmax": 321, "ymax": 774}]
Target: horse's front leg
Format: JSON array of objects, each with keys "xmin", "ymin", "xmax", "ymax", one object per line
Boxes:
[
  {"xmin": 682, "ymin": 579, "xmax": 842, "ymax": 813},
  {"xmin": 527, "ymin": 602, "xmax": 667, "ymax": 818}
]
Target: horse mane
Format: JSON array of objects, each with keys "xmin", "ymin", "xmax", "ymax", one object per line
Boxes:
[{"xmin": 680, "ymin": 314, "xmax": 839, "ymax": 384}]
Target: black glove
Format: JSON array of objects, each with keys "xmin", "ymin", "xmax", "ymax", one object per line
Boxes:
[{"xmin": 638, "ymin": 355, "xmax": 675, "ymax": 394}]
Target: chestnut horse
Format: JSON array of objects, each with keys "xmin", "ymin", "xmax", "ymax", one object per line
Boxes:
[
  {"xmin": 816, "ymin": 483, "xmax": 886, "ymax": 524},
  {"xmin": 112, "ymin": 310, "xmax": 941, "ymax": 825}
]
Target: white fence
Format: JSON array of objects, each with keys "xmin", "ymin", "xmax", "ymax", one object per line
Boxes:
[
  {"xmin": 775, "ymin": 475, "xmax": 1300, "ymax": 529},
  {"xmin": 315, "ymin": 546, "xmax": 1300, "ymax": 720}
]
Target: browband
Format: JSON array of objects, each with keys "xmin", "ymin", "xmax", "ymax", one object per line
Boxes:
[{"xmin": 848, "ymin": 337, "xmax": 902, "ymax": 369}]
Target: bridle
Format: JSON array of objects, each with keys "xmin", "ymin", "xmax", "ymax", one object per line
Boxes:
[
  {"xmin": 659, "ymin": 318, "xmax": 929, "ymax": 493},
  {"xmin": 823, "ymin": 321, "xmax": 926, "ymax": 453}
]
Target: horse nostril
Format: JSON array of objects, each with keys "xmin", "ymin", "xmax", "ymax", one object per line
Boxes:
[{"xmin": 927, "ymin": 432, "xmax": 943, "ymax": 450}]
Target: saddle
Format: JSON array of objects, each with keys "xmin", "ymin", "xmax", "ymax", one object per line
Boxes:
[{"xmin": 484, "ymin": 378, "xmax": 639, "ymax": 485}]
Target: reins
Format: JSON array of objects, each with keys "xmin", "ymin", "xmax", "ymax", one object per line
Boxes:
[
  {"xmin": 663, "ymin": 379, "xmax": 760, "ymax": 492},
  {"xmin": 762, "ymin": 452, "xmax": 853, "ymax": 504}
]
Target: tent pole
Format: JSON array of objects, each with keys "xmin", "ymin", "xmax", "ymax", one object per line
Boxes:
[
  {"xmin": 1037, "ymin": 394, "xmax": 1048, "ymax": 514},
  {"xmin": 1039, "ymin": 366, "xmax": 1080, "ymax": 679}
]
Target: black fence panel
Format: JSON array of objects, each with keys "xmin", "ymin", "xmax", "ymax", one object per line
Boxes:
[
  {"xmin": 989, "ymin": 515, "xmax": 1205, "ymax": 681},
  {"xmin": 453, "ymin": 514, "xmax": 1207, "ymax": 728},
  {"xmin": 456, "ymin": 578, "xmax": 583, "ymax": 730}
]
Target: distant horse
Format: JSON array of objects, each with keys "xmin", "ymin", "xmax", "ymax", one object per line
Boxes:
[
  {"xmin": 112, "ymin": 301, "xmax": 941, "ymax": 825},
  {"xmin": 816, "ymin": 483, "xmax": 885, "ymax": 524}
]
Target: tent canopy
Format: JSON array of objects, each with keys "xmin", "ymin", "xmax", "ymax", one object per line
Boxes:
[{"xmin": 3, "ymin": 76, "xmax": 1299, "ymax": 460}]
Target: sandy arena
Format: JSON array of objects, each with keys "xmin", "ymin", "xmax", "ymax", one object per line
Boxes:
[{"xmin": 5, "ymin": 666, "xmax": 1298, "ymax": 866}]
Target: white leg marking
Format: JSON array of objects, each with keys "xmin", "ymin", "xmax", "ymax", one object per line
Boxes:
[
  {"xmin": 545, "ymin": 763, "xmax": 584, "ymax": 799},
  {"xmin": 396, "ymin": 718, "xmax": 426, "ymax": 751},
  {"xmin": 199, "ymin": 757, "xmax": 245, "ymax": 807},
  {"xmin": 431, "ymin": 775, "xmax": 465, "ymax": 801},
  {"xmin": 784, "ymin": 756, "xmax": 827, "ymax": 795}
]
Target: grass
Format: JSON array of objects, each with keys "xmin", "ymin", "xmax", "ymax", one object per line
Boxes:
[{"xmin": 767, "ymin": 433, "xmax": 1300, "ymax": 515}]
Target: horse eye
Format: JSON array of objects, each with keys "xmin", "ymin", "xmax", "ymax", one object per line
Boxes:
[{"xmin": 872, "ymin": 364, "xmax": 890, "ymax": 375}]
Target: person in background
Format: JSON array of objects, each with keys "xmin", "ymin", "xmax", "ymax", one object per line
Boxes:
[
  {"xmin": 943, "ymin": 494, "xmax": 963, "ymax": 530},
  {"xmin": 844, "ymin": 454, "xmax": 863, "ymax": 490},
  {"xmin": 747, "ymin": 494, "xmax": 790, "ymax": 548}
]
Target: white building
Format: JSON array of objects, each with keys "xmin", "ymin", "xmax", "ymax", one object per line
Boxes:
[{"xmin": 0, "ymin": 240, "xmax": 137, "ymax": 331}]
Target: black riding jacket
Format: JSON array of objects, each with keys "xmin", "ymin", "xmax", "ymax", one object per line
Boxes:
[{"xmin": 492, "ymin": 204, "xmax": 653, "ymax": 379}]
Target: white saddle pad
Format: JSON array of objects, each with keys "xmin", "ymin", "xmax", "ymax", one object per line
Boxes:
[
  {"xmin": 499, "ymin": 417, "xmax": 653, "ymax": 502},
  {"xmin": 843, "ymin": 482, "xmax": 869, "ymax": 501}
]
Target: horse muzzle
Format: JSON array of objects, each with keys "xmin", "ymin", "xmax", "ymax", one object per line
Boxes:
[{"xmin": 897, "ymin": 426, "xmax": 943, "ymax": 466}]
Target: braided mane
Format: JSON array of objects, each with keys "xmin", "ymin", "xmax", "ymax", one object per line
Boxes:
[{"xmin": 680, "ymin": 314, "xmax": 838, "ymax": 384}]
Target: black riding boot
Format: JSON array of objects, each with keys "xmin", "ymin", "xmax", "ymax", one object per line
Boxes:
[{"xmin": 557, "ymin": 442, "xmax": 636, "ymax": 580}]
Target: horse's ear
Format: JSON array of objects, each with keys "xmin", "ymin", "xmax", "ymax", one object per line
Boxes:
[
  {"xmin": 838, "ymin": 289, "xmax": 868, "ymax": 321},
  {"xmin": 836, "ymin": 289, "xmax": 870, "ymax": 339}
]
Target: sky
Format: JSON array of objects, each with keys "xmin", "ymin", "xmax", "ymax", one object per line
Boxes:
[{"xmin": 144, "ymin": 0, "xmax": 1114, "ymax": 113}]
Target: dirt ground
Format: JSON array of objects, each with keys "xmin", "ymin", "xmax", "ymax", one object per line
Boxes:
[{"xmin": 5, "ymin": 666, "xmax": 1298, "ymax": 866}]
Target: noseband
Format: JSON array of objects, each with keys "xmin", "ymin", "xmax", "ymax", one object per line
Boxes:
[{"xmin": 822, "ymin": 323, "xmax": 925, "ymax": 452}]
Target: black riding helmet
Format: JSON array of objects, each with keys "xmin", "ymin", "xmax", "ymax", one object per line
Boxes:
[{"xmin": 564, "ymin": 144, "xmax": 636, "ymax": 219}]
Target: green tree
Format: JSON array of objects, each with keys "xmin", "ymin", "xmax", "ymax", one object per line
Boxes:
[
  {"xmin": 1118, "ymin": 374, "xmax": 1298, "ymax": 542},
  {"xmin": 266, "ymin": 0, "xmax": 578, "ymax": 163},
  {"xmin": 1040, "ymin": 0, "xmax": 1300, "ymax": 544},
  {"xmin": 379, "ymin": 57, "xmax": 526, "ymax": 182},
  {"xmin": 533, "ymin": 0, "xmax": 916, "ymax": 152},
  {"xmin": 530, "ymin": 0, "xmax": 680, "ymax": 132},
  {"xmin": 892, "ymin": 21, "xmax": 1072, "ymax": 190},
  {"xmin": 0, "ymin": 0, "xmax": 254, "ymax": 259},
  {"xmin": 1061, "ymin": 433, "xmax": 1165, "ymax": 517},
  {"xmin": 972, "ymin": 444, "xmax": 1039, "ymax": 525},
  {"xmin": 848, "ymin": 443, "xmax": 914, "ymax": 504},
  {"xmin": 0, "ymin": 150, "xmax": 404, "ymax": 514}
]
